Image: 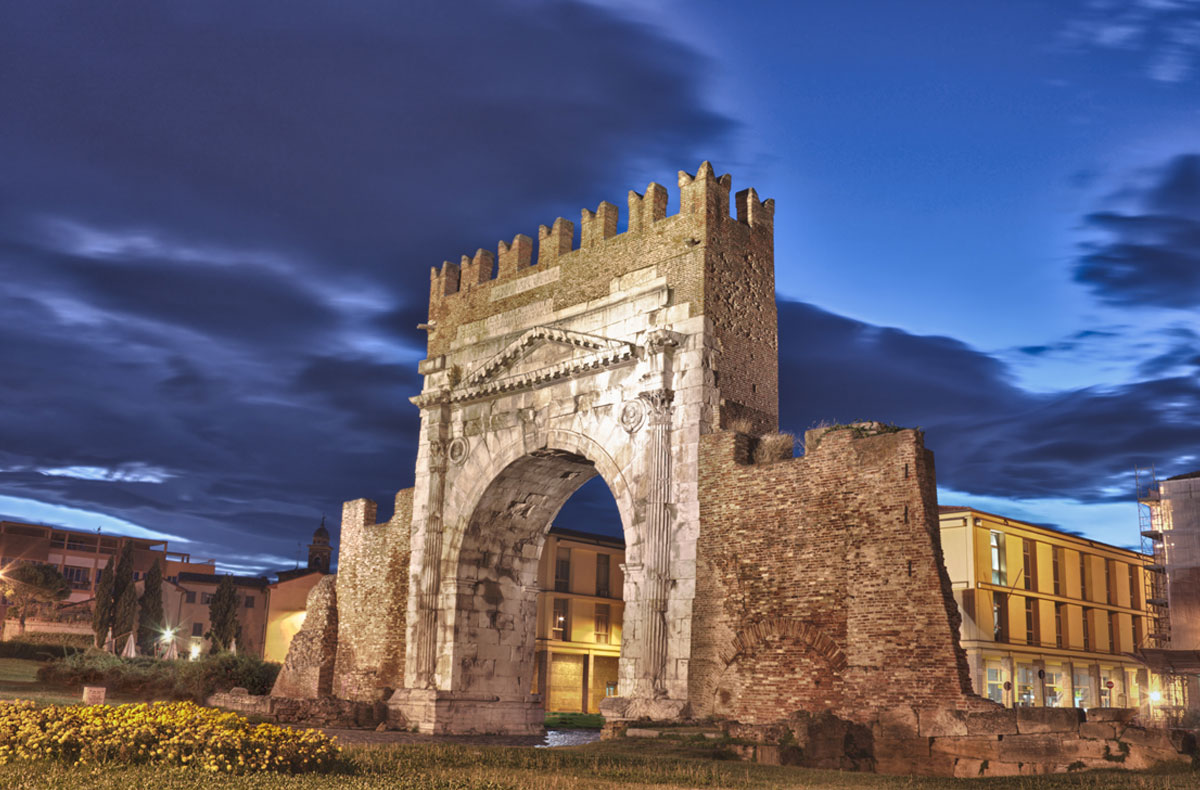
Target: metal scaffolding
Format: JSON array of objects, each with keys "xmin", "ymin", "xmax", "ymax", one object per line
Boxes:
[{"xmin": 1136, "ymin": 466, "xmax": 1170, "ymax": 648}]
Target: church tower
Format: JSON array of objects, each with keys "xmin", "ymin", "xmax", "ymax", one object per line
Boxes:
[{"xmin": 307, "ymin": 517, "xmax": 332, "ymax": 574}]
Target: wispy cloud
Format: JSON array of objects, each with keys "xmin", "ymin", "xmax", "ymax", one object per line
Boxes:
[
  {"xmin": 1062, "ymin": 0, "xmax": 1200, "ymax": 81},
  {"xmin": 37, "ymin": 464, "xmax": 175, "ymax": 484}
]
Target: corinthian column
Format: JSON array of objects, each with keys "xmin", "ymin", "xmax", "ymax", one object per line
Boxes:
[
  {"xmin": 412, "ymin": 395, "xmax": 450, "ymax": 688},
  {"xmin": 639, "ymin": 386, "xmax": 673, "ymax": 696}
]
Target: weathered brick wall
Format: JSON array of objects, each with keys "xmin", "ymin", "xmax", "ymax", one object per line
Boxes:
[
  {"xmin": 271, "ymin": 574, "xmax": 338, "ymax": 699},
  {"xmin": 332, "ymin": 489, "xmax": 412, "ymax": 701},
  {"xmin": 692, "ymin": 426, "xmax": 987, "ymax": 723}
]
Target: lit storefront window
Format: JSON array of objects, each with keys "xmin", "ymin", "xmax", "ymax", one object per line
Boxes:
[
  {"xmin": 1016, "ymin": 664, "xmax": 1036, "ymax": 707},
  {"xmin": 1073, "ymin": 669, "xmax": 1092, "ymax": 708},
  {"xmin": 985, "ymin": 661, "xmax": 1005, "ymax": 704},
  {"xmin": 1043, "ymin": 666, "xmax": 1063, "ymax": 707}
]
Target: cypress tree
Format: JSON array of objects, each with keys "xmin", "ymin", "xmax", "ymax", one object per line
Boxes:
[
  {"xmin": 137, "ymin": 562, "xmax": 165, "ymax": 654},
  {"xmin": 113, "ymin": 543, "xmax": 134, "ymax": 603},
  {"xmin": 206, "ymin": 575, "xmax": 241, "ymax": 652},
  {"xmin": 113, "ymin": 578, "xmax": 138, "ymax": 643},
  {"xmin": 91, "ymin": 560, "xmax": 116, "ymax": 648}
]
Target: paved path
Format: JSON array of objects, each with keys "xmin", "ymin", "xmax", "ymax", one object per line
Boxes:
[{"xmin": 314, "ymin": 727, "xmax": 600, "ymax": 748}]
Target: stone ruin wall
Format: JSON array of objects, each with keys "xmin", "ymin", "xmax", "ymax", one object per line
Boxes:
[
  {"xmin": 690, "ymin": 426, "xmax": 989, "ymax": 723},
  {"xmin": 330, "ymin": 488, "xmax": 413, "ymax": 701}
]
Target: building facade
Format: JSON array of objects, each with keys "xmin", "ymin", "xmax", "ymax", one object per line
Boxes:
[
  {"xmin": 0, "ymin": 520, "xmax": 211, "ymax": 604},
  {"xmin": 532, "ymin": 527, "xmax": 624, "ymax": 713},
  {"xmin": 939, "ymin": 506, "xmax": 1159, "ymax": 711}
]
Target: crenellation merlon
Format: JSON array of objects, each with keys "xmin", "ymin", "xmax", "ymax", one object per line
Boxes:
[
  {"xmin": 580, "ymin": 201, "xmax": 618, "ymax": 248},
  {"xmin": 497, "ymin": 234, "xmax": 533, "ymax": 278},
  {"xmin": 537, "ymin": 217, "xmax": 573, "ymax": 265},
  {"xmin": 736, "ymin": 187, "xmax": 774, "ymax": 231},
  {"xmin": 678, "ymin": 161, "xmax": 732, "ymax": 220},
  {"xmin": 425, "ymin": 162, "xmax": 771, "ymax": 310},
  {"xmin": 627, "ymin": 182, "xmax": 668, "ymax": 235},
  {"xmin": 461, "ymin": 249, "xmax": 494, "ymax": 290}
]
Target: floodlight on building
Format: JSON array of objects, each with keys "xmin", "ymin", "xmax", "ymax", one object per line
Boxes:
[
  {"xmin": 1150, "ymin": 690, "xmax": 1162, "ymax": 703},
  {"xmin": 189, "ymin": 643, "xmax": 201, "ymax": 660}
]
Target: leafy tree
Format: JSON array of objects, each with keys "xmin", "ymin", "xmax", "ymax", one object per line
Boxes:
[
  {"xmin": 206, "ymin": 575, "xmax": 241, "ymax": 652},
  {"xmin": 113, "ymin": 578, "xmax": 138, "ymax": 643},
  {"xmin": 1, "ymin": 563, "xmax": 69, "ymax": 636},
  {"xmin": 91, "ymin": 559, "xmax": 116, "ymax": 647},
  {"xmin": 137, "ymin": 562, "xmax": 165, "ymax": 654}
]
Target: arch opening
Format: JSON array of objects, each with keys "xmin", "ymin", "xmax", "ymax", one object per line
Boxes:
[{"xmin": 449, "ymin": 446, "xmax": 629, "ymax": 714}]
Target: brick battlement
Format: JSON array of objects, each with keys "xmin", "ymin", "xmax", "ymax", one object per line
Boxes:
[{"xmin": 428, "ymin": 162, "xmax": 774, "ymax": 312}]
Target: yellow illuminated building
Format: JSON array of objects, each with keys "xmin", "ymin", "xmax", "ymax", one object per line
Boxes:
[
  {"xmin": 939, "ymin": 506, "xmax": 1161, "ymax": 711},
  {"xmin": 532, "ymin": 527, "xmax": 624, "ymax": 713}
]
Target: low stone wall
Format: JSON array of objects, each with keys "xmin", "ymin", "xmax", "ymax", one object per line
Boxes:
[
  {"xmin": 728, "ymin": 706, "xmax": 1196, "ymax": 776},
  {"xmin": 207, "ymin": 689, "xmax": 395, "ymax": 730},
  {"xmin": 606, "ymin": 707, "xmax": 1197, "ymax": 777}
]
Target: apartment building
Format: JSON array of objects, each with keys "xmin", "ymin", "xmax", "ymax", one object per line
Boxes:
[
  {"xmin": 0, "ymin": 520, "xmax": 212, "ymax": 604},
  {"xmin": 532, "ymin": 527, "xmax": 624, "ymax": 713},
  {"xmin": 939, "ymin": 506, "xmax": 1159, "ymax": 711}
]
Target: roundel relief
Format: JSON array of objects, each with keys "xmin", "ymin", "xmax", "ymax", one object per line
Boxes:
[
  {"xmin": 447, "ymin": 437, "xmax": 468, "ymax": 465},
  {"xmin": 619, "ymin": 399, "xmax": 646, "ymax": 433}
]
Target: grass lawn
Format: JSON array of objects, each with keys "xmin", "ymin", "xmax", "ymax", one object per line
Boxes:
[
  {"xmin": 545, "ymin": 711, "xmax": 604, "ymax": 729},
  {"xmin": 0, "ymin": 657, "xmax": 145, "ymax": 707},
  {"xmin": 0, "ymin": 740, "xmax": 1192, "ymax": 789}
]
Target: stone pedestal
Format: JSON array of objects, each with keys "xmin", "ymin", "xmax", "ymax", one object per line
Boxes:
[
  {"xmin": 599, "ymin": 695, "xmax": 689, "ymax": 722},
  {"xmin": 389, "ymin": 688, "xmax": 545, "ymax": 735}
]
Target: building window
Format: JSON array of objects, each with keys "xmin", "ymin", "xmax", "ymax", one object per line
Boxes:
[
  {"xmin": 1016, "ymin": 664, "xmax": 1036, "ymax": 707},
  {"xmin": 1105, "ymin": 560, "xmax": 1114, "ymax": 605},
  {"xmin": 1022, "ymin": 539, "xmax": 1037, "ymax": 591},
  {"xmin": 191, "ymin": 622, "xmax": 204, "ymax": 637},
  {"xmin": 605, "ymin": 680, "xmax": 618, "ymax": 697},
  {"xmin": 1073, "ymin": 668, "xmax": 1092, "ymax": 707},
  {"xmin": 985, "ymin": 662, "xmax": 1005, "ymax": 703},
  {"xmin": 63, "ymin": 566, "xmax": 89, "ymax": 584},
  {"xmin": 184, "ymin": 591, "xmax": 196, "ymax": 604},
  {"xmin": 1025, "ymin": 597, "xmax": 1039, "ymax": 645},
  {"xmin": 596, "ymin": 553, "xmax": 610, "ymax": 598},
  {"xmin": 551, "ymin": 598, "xmax": 568, "ymax": 641},
  {"xmin": 1079, "ymin": 553, "xmax": 1089, "ymax": 600},
  {"xmin": 1128, "ymin": 565, "xmax": 1139, "ymax": 609},
  {"xmin": 1133, "ymin": 615, "xmax": 1143, "ymax": 649},
  {"xmin": 201, "ymin": 593, "xmax": 214, "ymax": 605},
  {"xmin": 1082, "ymin": 607, "xmax": 1091, "ymax": 651},
  {"xmin": 1052, "ymin": 547, "xmax": 1062, "ymax": 595},
  {"xmin": 167, "ymin": 575, "xmax": 178, "ymax": 584},
  {"xmin": 1044, "ymin": 666, "xmax": 1064, "ymax": 707},
  {"xmin": 594, "ymin": 604, "xmax": 610, "ymax": 644},
  {"xmin": 1109, "ymin": 611, "xmax": 1120, "ymax": 653},
  {"xmin": 993, "ymin": 593, "xmax": 1008, "ymax": 642},
  {"xmin": 554, "ymin": 548, "xmax": 570, "ymax": 593},
  {"xmin": 244, "ymin": 596, "xmax": 255, "ymax": 609},
  {"xmin": 990, "ymin": 531, "xmax": 1007, "ymax": 585},
  {"xmin": 1054, "ymin": 603, "xmax": 1064, "ymax": 649}
]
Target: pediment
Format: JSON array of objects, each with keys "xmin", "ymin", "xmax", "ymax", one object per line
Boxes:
[{"xmin": 451, "ymin": 326, "xmax": 637, "ymax": 403}]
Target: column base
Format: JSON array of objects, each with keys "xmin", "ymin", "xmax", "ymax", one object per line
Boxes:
[
  {"xmin": 599, "ymin": 695, "xmax": 689, "ymax": 721},
  {"xmin": 388, "ymin": 688, "xmax": 545, "ymax": 735}
]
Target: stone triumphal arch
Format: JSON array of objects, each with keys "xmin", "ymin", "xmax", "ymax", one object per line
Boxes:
[{"xmin": 275, "ymin": 163, "xmax": 986, "ymax": 735}]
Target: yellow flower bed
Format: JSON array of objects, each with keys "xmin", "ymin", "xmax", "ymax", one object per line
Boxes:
[{"xmin": 0, "ymin": 700, "xmax": 340, "ymax": 773}]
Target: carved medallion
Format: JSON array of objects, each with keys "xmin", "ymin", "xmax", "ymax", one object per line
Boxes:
[
  {"xmin": 619, "ymin": 399, "xmax": 647, "ymax": 433},
  {"xmin": 447, "ymin": 437, "xmax": 468, "ymax": 466}
]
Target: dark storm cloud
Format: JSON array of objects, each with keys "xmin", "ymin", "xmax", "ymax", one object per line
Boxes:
[
  {"xmin": 1074, "ymin": 154, "xmax": 1200, "ymax": 308},
  {"xmin": 776, "ymin": 300, "xmax": 1200, "ymax": 503},
  {"xmin": 0, "ymin": 0, "xmax": 733, "ymax": 571}
]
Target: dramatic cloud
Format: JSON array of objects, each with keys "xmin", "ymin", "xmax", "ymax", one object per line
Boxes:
[
  {"xmin": 775, "ymin": 301, "xmax": 1200, "ymax": 504},
  {"xmin": 0, "ymin": 1, "xmax": 733, "ymax": 571},
  {"xmin": 1074, "ymin": 154, "xmax": 1200, "ymax": 308}
]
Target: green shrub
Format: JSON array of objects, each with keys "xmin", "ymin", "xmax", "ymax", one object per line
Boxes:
[
  {"xmin": 37, "ymin": 651, "xmax": 280, "ymax": 700},
  {"xmin": 0, "ymin": 639, "xmax": 85, "ymax": 661}
]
